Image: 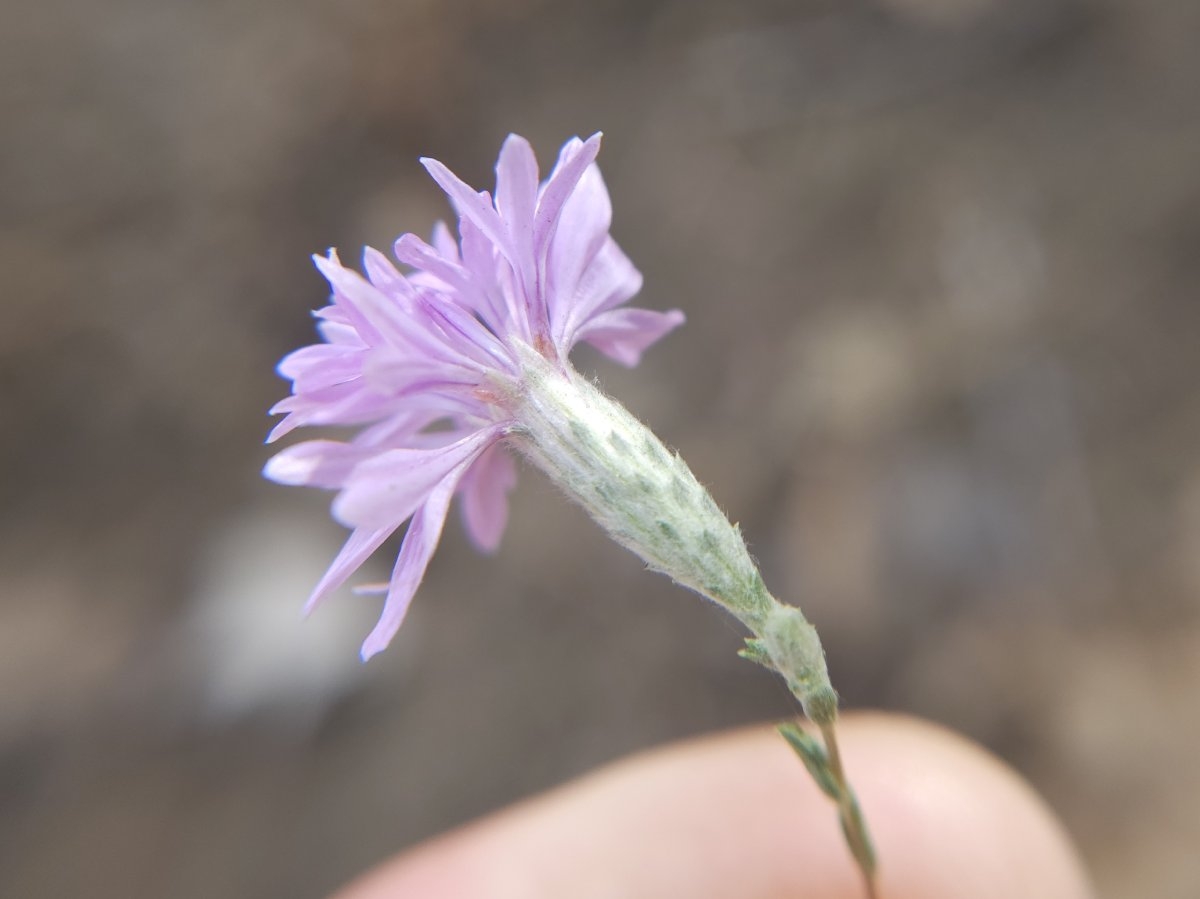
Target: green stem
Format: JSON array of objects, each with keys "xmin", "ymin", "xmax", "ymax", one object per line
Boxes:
[
  {"xmin": 819, "ymin": 721, "xmax": 878, "ymax": 899},
  {"xmin": 747, "ymin": 598, "xmax": 877, "ymax": 896}
]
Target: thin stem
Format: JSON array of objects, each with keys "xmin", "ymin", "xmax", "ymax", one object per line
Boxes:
[{"xmin": 819, "ymin": 722, "xmax": 878, "ymax": 899}]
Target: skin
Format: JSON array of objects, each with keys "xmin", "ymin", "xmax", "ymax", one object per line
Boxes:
[{"xmin": 333, "ymin": 713, "xmax": 1094, "ymax": 899}]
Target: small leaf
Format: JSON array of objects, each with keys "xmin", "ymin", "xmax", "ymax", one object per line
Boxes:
[
  {"xmin": 839, "ymin": 797, "xmax": 877, "ymax": 877},
  {"xmin": 738, "ymin": 637, "xmax": 773, "ymax": 668},
  {"xmin": 777, "ymin": 722, "xmax": 841, "ymax": 800}
]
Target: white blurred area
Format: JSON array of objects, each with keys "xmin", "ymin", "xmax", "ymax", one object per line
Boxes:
[{"xmin": 179, "ymin": 507, "xmax": 381, "ymax": 731}]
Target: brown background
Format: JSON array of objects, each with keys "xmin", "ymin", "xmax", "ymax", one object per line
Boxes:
[{"xmin": 2, "ymin": 0, "xmax": 1198, "ymax": 896}]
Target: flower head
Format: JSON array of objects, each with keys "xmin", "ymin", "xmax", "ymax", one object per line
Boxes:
[{"xmin": 265, "ymin": 134, "xmax": 683, "ymax": 659}]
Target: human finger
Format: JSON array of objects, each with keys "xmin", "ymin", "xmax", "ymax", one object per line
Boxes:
[{"xmin": 333, "ymin": 712, "xmax": 1092, "ymax": 899}]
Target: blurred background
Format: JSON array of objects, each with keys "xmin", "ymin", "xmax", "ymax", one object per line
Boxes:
[{"xmin": 3, "ymin": 0, "xmax": 1198, "ymax": 896}]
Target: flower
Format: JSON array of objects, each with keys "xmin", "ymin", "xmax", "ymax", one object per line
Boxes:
[
  {"xmin": 265, "ymin": 134, "xmax": 684, "ymax": 659},
  {"xmin": 265, "ymin": 134, "xmax": 875, "ymax": 890}
]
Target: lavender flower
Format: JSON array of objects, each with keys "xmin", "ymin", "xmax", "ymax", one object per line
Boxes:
[
  {"xmin": 266, "ymin": 133, "xmax": 876, "ymax": 891},
  {"xmin": 265, "ymin": 134, "xmax": 684, "ymax": 659}
]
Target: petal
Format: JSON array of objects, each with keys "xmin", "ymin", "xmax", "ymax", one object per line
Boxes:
[
  {"xmin": 277, "ymin": 344, "xmax": 363, "ymax": 393},
  {"xmin": 575, "ymin": 307, "xmax": 686, "ymax": 367},
  {"xmin": 360, "ymin": 344, "xmax": 480, "ymax": 398},
  {"xmin": 546, "ymin": 162, "xmax": 612, "ymax": 341},
  {"xmin": 494, "ymin": 134, "xmax": 539, "ymax": 266},
  {"xmin": 458, "ymin": 217, "xmax": 523, "ymax": 337},
  {"xmin": 533, "ymin": 133, "xmax": 602, "ymax": 254},
  {"xmin": 555, "ymin": 236, "xmax": 643, "ymax": 351},
  {"xmin": 362, "ymin": 246, "xmax": 412, "ymax": 295},
  {"xmin": 415, "ymin": 292, "xmax": 514, "ymax": 372},
  {"xmin": 278, "ymin": 342, "xmax": 354, "ymax": 380},
  {"xmin": 556, "ymin": 238, "xmax": 644, "ymax": 354},
  {"xmin": 393, "ymin": 232, "xmax": 469, "ymax": 291},
  {"xmin": 332, "ymin": 425, "xmax": 504, "ymax": 531},
  {"xmin": 313, "ymin": 252, "xmax": 409, "ymax": 347},
  {"xmin": 304, "ymin": 524, "xmax": 399, "ymax": 616},
  {"xmin": 321, "ymin": 251, "xmax": 468, "ymax": 362},
  {"xmin": 457, "ymin": 442, "xmax": 518, "ymax": 552},
  {"xmin": 578, "ymin": 238, "xmax": 644, "ymax": 316},
  {"xmin": 354, "ymin": 408, "xmax": 445, "ymax": 448},
  {"xmin": 430, "ymin": 220, "xmax": 459, "ymax": 261},
  {"xmin": 316, "ymin": 319, "xmax": 364, "ymax": 347},
  {"xmin": 359, "ymin": 465, "xmax": 462, "ymax": 660},
  {"xmin": 420, "ymin": 157, "xmax": 516, "ymax": 267},
  {"xmin": 263, "ymin": 439, "xmax": 360, "ymax": 489},
  {"xmin": 266, "ymin": 382, "xmax": 397, "ymax": 442}
]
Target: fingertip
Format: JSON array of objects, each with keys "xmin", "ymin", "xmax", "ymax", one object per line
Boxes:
[
  {"xmin": 332, "ymin": 713, "xmax": 1093, "ymax": 899},
  {"xmin": 837, "ymin": 713, "xmax": 1094, "ymax": 899}
]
